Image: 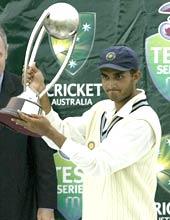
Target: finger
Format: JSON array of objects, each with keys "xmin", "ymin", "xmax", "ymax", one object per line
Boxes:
[
  {"xmin": 28, "ymin": 62, "xmax": 36, "ymax": 68},
  {"xmin": 26, "ymin": 76, "xmax": 33, "ymax": 83},
  {"xmin": 24, "ymin": 77, "xmax": 32, "ymax": 86},
  {"xmin": 17, "ymin": 111, "xmax": 33, "ymax": 121},
  {"xmin": 30, "ymin": 114, "xmax": 42, "ymax": 119},
  {"xmin": 22, "ymin": 66, "xmax": 31, "ymax": 74},
  {"xmin": 22, "ymin": 68, "xmax": 33, "ymax": 83},
  {"xmin": 18, "ymin": 111, "xmax": 41, "ymax": 122},
  {"xmin": 11, "ymin": 118, "xmax": 27, "ymax": 127},
  {"xmin": 31, "ymin": 62, "xmax": 37, "ymax": 70},
  {"xmin": 30, "ymin": 63, "xmax": 40, "ymax": 73},
  {"xmin": 27, "ymin": 69, "xmax": 35, "ymax": 77}
]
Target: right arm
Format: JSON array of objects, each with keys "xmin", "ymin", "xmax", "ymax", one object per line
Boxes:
[
  {"xmin": 26, "ymin": 63, "xmax": 51, "ymax": 114},
  {"xmin": 26, "ymin": 64, "xmax": 90, "ymax": 143}
]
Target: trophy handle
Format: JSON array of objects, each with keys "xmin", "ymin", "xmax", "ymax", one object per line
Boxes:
[
  {"xmin": 23, "ymin": 3, "xmax": 79, "ymax": 97},
  {"xmin": 24, "ymin": 30, "xmax": 77, "ymax": 99},
  {"xmin": 28, "ymin": 26, "xmax": 46, "ymax": 66},
  {"xmin": 39, "ymin": 33, "xmax": 77, "ymax": 98},
  {"xmin": 23, "ymin": 10, "xmax": 49, "ymax": 91}
]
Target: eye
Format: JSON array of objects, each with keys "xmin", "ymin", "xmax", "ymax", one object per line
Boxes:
[
  {"xmin": 101, "ymin": 73, "xmax": 109, "ymax": 80},
  {"xmin": 115, "ymin": 74, "xmax": 123, "ymax": 80}
]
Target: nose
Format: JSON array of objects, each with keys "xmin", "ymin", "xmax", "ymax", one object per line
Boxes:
[{"xmin": 106, "ymin": 79, "xmax": 117, "ymax": 90}]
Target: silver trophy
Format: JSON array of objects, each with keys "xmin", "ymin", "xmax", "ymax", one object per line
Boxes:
[{"xmin": 0, "ymin": 3, "xmax": 79, "ymax": 136}]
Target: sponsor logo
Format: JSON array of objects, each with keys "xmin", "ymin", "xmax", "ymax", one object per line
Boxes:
[
  {"xmin": 54, "ymin": 153, "xmax": 83, "ymax": 220},
  {"xmin": 156, "ymin": 202, "xmax": 170, "ymax": 219},
  {"xmin": 49, "ymin": 12, "xmax": 96, "ymax": 76},
  {"xmin": 157, "ymin": 134, "xmax": 170, "ymax": 194},
  {"xmin": 145, "ymin": 2, "xmax": 170, "ymax": 101},
  {"xmin": 47, "ymin": 83, "xmax": 102, "ymax": 106}
]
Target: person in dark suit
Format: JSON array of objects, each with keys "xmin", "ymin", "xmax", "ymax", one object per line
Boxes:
[{"xmin": 0, "ymin": 27, "xmax": 57, "ymax": 220}]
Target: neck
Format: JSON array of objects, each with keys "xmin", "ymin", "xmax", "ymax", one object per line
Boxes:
[{"xmin": 115, "ymin": 89, "xmax": 140, "ymax": 111}]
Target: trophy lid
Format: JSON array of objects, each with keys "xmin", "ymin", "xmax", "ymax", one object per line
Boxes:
[{"xmin": 44, "ymin": 2, "xmax": 79, "ymax": 39}]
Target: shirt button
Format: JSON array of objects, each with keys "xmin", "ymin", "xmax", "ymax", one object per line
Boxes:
[{"xmin": 88, "ymin": 141, "xmax": 95, "ymax": 150}]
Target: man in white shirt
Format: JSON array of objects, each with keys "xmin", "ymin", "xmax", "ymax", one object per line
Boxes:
[{"xmin": 15, "ymin": 45, "xmax": 162, "ymax": 220}]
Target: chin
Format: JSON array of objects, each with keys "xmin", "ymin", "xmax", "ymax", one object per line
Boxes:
[
  {"xmin": 108, "ymin": 94, "xmax": 124, "ymax": 102},
  {"xmin": 106, "ymin": 91, "xmax": 120, "ymax": 100},
  {"xmin": 109, "ymin": 96, "xmax": 119, "ymax": 102}
]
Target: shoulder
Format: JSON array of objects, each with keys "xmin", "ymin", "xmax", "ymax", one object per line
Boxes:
[
  {"xmin": 130, "ymin": 105, "xmax": 161, "ymax": 137},
  {"xmin": 131, "ymin": 105, "xmax": 159, "ymax": 121},
  {"xmin": 6, "ymin": 71, "xmax": 21, "ymax": 82},
  {"xmin": 4, "ymin": 71, "xmax": 22, "ymax": 90}
]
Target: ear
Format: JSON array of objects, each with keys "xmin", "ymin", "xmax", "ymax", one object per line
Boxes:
[
  {"xmin": 5, "ymin": 44, "xmax": 8, "ymax": 59},
  {"xmin": 133, "ymin": 70, "xmax": 141, "ymax": 82}
]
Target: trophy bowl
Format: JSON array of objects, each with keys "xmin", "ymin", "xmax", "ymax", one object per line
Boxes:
[{"xmin": 43, "ymin": 2, "xmax": 79, "ymax": 39}]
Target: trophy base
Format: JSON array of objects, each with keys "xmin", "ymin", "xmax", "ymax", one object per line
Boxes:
[{"xmin": 0, "ymin": 96, "xmax": 42, "ymax": 137}]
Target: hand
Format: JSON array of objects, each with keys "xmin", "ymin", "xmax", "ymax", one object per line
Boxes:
[
  {"xmin": 12, "ymin": 111, "xmax": 66, "ymax": 148},
  {"xmin": 23, "ymin": 63, "xmax": 45, "ymax": 93},
  {"xmin": 12, "ymin": 111, "xmax": 53, "ymax": 137},
  {"xmin": 37, "ymin": 208, "xmax": 55, "ymax": 220}
]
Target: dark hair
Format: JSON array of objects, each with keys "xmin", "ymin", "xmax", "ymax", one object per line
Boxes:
[{"xmin": 130, "ymin": 69, "xmax": 138, "ymax": 75}]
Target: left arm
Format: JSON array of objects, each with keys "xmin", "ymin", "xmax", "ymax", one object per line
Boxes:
[
  {"xmin": 46, "ymin": 119, "xmax": 155, "ymax": 175},
  {"xmin": 15, "ymin": 113, "xmax": 155, "ymax": 176}
]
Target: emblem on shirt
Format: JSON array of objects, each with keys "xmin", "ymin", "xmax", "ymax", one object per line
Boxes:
[
  {"xmin": 88, "ymin": 141, "xmax": 95, "ymax": 150},
  {"xmin": 145, "ymin": 2, "xmax": 170, "ymax": 101}
]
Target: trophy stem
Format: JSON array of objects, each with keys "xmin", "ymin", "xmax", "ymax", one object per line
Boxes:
[{"xmin": 39, "ymin": 33, "xmax": 78, "ymax": 98}]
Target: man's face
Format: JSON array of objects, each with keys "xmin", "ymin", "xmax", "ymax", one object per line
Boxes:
[
  {"xmin": 101, "ymin": 68, "xmax": 140, "ymax": 105},
  {"xmin": 0, "ymin": 36, "xmax": 7, "ymax": 74}
]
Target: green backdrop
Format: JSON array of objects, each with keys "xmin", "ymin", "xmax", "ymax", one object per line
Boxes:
[{"xmin": 0, "ymin": 0, "xmax": 170, "ymax": 219}]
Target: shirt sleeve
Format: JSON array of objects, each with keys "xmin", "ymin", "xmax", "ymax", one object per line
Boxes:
[
  {"xmin": 42, "ymin": 107, "xmax": 93, "ymax": 149},
  {"xmin": 46, "ymin": 108, "xmax": 88, "ymax": 137},
  {"xmin": 60, "ymin": 118, "xmax": 155, "ymax": 175}
]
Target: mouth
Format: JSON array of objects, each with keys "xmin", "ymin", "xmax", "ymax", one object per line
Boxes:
[{"xmin": 107, "ymin": 89, "xmax": 120, "ymax": 92}]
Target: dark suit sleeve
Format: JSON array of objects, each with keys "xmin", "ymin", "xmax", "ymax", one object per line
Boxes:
[{"xmin": 28, "ymin": 137, "xmax": 57, "ymax": 209}]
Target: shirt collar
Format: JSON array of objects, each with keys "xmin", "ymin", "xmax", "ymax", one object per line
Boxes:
[
  {"xmin": 105, "ymin": 89, "xmax": 147, "ymax": 120},
  {"xmin": 115, "ymin": 89, "xmax": 147, "ymax": 117},
  {"xmin": 0, "ymin": 73, "xmax": 4, "ymax": 92}
]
